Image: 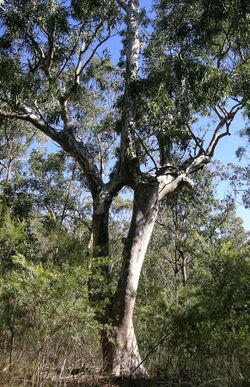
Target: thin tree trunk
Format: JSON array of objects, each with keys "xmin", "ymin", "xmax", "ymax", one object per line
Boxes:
[
  {"xmin": 88, "ymin": 195, "xmax": 112, "ymax": 321},
  {"xmin": 102, "ymin": 179, "xmax": 159, "ymax": 377},
  {"xmin": 92, "ymin": 198, "xmax": 111, "ymax": 259}
]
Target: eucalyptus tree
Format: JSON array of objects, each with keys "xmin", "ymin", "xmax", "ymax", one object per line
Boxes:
[{"xmin": 0, "ymin": 0, "xmax": 249, "ymax": 377}]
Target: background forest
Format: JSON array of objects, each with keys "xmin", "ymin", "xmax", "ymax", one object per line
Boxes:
[
  {"xmin": 0, "ymin": 131, "xmax": 249, "ymax": 386},
  {"xmin": 0, "ymin": 0, "xmax": 250, "ymax": 385}
]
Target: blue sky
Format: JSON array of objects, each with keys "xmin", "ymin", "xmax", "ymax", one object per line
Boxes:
[{"xmin": 213, "ymin": 114, "xmax": 250, "ymax": 230}]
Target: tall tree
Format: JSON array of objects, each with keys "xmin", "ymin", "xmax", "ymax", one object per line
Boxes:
[{"xmin": 0, "ymin": 0, "xmax": 249, "ymax": 377}]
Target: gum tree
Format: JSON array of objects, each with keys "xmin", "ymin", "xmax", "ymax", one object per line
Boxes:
[{"xmin": 0, "ymin": 0, "xmax": 249, "ymax": 377}]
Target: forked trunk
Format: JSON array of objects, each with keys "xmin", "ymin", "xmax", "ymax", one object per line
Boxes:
[
  {"xmin": 92, "ymin": 175, "xmax": 193, "ymax": 376},
  {"xmin": 102, "ymin": 180, "xmax": 159, "ymax": 377}
]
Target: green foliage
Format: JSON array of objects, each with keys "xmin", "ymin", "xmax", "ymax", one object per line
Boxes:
[
  {"xmin": 0, "ymin": 207, "xmax": 99, "ymax": 381},
  {"xmin": 134, "ymin": 0, "xmax": 250, "ymax": 162},
  {"xmin": 71, "ymin": 0, "xmax": 119, "ymax": 24},
  {"xmin": 166, "ymin": 241, "xmax": 250, "ymax": 386},
  {"xmin": 135, "ymin": 170, "xmax": 250, "ymax": 385},
  {"xmin": 0, "ymin": 255, "xmax": 99, "ymax": 377}
]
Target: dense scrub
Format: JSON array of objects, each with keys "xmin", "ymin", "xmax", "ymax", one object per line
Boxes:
[{"xmin": 0, "ymin": 170, "xmax": 249, "ymax": 386}]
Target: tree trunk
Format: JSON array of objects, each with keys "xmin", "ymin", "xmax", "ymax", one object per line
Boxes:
[
  {"xmin": 102, "ymin": 179, "xmax": 159, "ymax": 377},
  {"xmin": 88, "ymin": 194, "xmax": 112, "ymax": 321},
  {"xmin": 92, "ymin": 197, "xmax": 111, "ymax": 259},
  {"xmin": 91, "ymin": 175, "xmax": 193, "ymax": 376}
]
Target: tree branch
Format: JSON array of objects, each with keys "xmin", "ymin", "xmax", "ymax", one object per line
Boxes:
[
  {"xmin": 116, "ymin": 0, "xmax": 129, "ymax": 12},
  {"xmin": 60, "ymin": 23, "xmax": 111, "ymax": 103},
  {"xmin": 0, "ymin": 106, "xmax": 103, "ymax": 197},
  {"xmin": 183, "ymin": 103, "xmax": 242, "ymax": 174},
  {"xmin": 206, "ymin": 104, "xmax": 241, "ymax": 158},
  {"xmin": 158, "ymin": 173, "xmax": 194, "ymax": 201}
]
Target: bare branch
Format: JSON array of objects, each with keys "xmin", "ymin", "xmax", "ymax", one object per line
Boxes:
[
  {"xmin": 0, "ymin": 106, "xmax": 62, "ymax": 141},
  {"xmin": 185, "ymin": 154, "xmax": 210, "ymax": 173},
  {"xmin": 183, "ymin": 103, "xmax": 242, "ymax": 175},
  {"xmin": 205, "ymin": 117, "xmax": 228, "ymax": 157},
  {"xmin": 27, "ymin": 34, "xmax": 45, "ymax": 60},
  {"xmin": 75, "ymin": 40, "xmax": 87, "ymax": 86},
  {"xmin": 206, "ymin": 104, "xmax": 241, "ymax": 158},
  {"xmin": 134, "ymin": 129, "xmax": 159, "ymax": 172},
  {"xmin": 60, "ymin": 24, "xmax": 111, "ymax": 103},
  {"xmin": 214, "ymin": 106, "xmax": 224, "ymax": 120},
  {"xmin": 186, "ymin": 123, "xmax": 205, "ymax": 155},
  {"xmin": 45, "ymin": 19, "xmax": 57, "ymax": 75},
  {"xmin": 158, "ymin": 173, "xmax": 194, "ymax": 201},
  {"xmin": 77, "ymin": 28, "xmax": 112, "ymax": 78},
  {"xmin": 57, "ymin": 24, "xmax": 86, "ymax": 79}
]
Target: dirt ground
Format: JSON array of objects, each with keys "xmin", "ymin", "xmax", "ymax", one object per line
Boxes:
[{"xmin": 0, "ymin": 371, "xmax": 167, "ymax": 387}]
